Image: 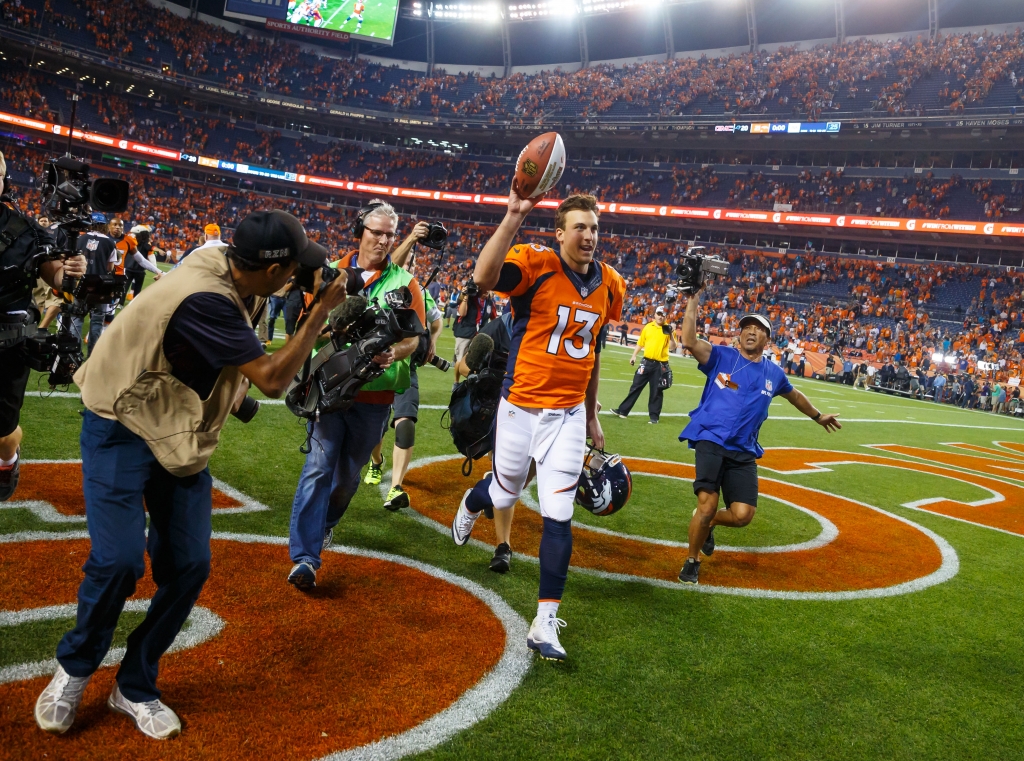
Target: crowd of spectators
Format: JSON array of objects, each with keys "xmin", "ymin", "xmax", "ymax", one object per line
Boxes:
[
  {"xmin": 3, "ymin": 58, "xmax": 1023, "ymax": 222},
  {"xmin": 5, "ymin": 0, "xmax": 1024, "ymax": 121},
  {"xmin": 6, "ymin": 134, "xmax": 1021, "ymax": 394}
]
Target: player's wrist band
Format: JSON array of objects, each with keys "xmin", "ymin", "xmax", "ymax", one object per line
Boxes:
[{"xmin": 812, "ymin": 411, "xmax": 822, "ymax": 421}]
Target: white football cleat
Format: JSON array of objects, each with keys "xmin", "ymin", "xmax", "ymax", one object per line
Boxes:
[
  {"xmin": 107, "ymin": 684, "xmax": 182, "ymax": 740},
  {"xmin": 35, "ymin": 665, "xmax": 92, "ymax": 734},
  {"xmin": 527, "ymin": 613, "xmax": 567, "ymax": 661},
  {"xmin": 451, "ymin": 489, "xmax": 480, "ymax": 546}
]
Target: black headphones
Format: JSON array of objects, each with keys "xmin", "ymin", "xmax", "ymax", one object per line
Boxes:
[{"xmin": 353, "ymin": 201, "xmax": 384, "ymax": 240}]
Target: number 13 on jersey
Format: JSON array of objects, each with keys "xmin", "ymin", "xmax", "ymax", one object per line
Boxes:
[{"xmin": 547, "ymin": 306, "xmax": 599, "ymax": 359}]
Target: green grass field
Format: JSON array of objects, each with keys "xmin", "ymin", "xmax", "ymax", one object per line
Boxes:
[{"xmin": 5, "ymin": 297, "xmax": 1024, "ymax": 759}]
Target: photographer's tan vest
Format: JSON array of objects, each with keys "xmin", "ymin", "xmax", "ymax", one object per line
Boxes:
[{"xmin": 75, "ymin": 247, "xmax": 259, "ymax": 477}]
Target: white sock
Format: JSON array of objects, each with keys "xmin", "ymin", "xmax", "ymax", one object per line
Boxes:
[
  {"xmin": 538, "ymin": 600, "xmax": 559, "ymax": 618},
  {"xmin": 0, "ymin": 452, "xmax": 17, "ymax": 468}
]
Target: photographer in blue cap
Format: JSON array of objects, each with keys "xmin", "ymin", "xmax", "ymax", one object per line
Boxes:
[
  {"xmin": 35, "ymin": 210, "xmax": 349, "ymax": 740},
  {"xmin": 677, "ymin": 288, "xmax": 841, "ymax": 585}
]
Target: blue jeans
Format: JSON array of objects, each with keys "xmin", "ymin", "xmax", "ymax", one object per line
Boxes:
[
  {"xmin": 289, "ymin": 402, "xmax": 391, "ymax": 569},
  {"xmin": 934, "ymin": 386, "xmax": 945, "ymax": 403},
  {"xmin": 56, "ymin": 411, "xmax": 212, "ymax": 702},
  {"xmin": 266, "ymin": 295, "xmax": 286, "ymax": 342},
  {"xmin": 60, "ymin": 305, "xmax": 109, "ymax": 356}
]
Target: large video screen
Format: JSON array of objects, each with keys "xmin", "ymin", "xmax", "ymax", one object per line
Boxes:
[
  {"xmin": 285, "ymin": 0, "xmax": 399, "ymax": 39},
  {"xmin": 224, "ymin": 0, "xmax": 400, "ymax": 45}
]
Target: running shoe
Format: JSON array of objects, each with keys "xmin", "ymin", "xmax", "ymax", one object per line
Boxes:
[
  {"xmin": 384, "ymin": 485, "xmax": 410, "ymax": 511},
  {"xmin": 490, "ymin": 543, "xmax": 512, "ymax": 574},
  {"xmin": 364, "ymin": 460, "xmax": 383, "ymax": 486},
  {"xmin": 678, "ymin": 558, "xmax": 701, "ymax": 584},
  {"xmin": 451, "ymin": 489, "xmax": 480, "ymax": 546},
  {"xmin": 701, "ymin": 527, "xmax": 716, "ymax": 557},
  {"xmin": 527, "ymin": 613, "xmax": 567, "ymax": 661},
  {"xmin": 34, "ymin": 665, "xmax": 91, "ymax": 734},
  {"xmin": 0, "ymin": 447, "xmax": 20, "ymax": 501},
  {"xmin": 108, "ymin": 684, "xmax": 181, "ymax": 740},
  {"xmin": 288, "ymin": 562, "xmax": 316, "ymax": 590}
]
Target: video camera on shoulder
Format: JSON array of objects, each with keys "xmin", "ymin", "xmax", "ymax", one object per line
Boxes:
[
  {"xmin": 22, "ymin": 156, "xmax": 131, "ymax": 388},
  {"xmin": 285, "ymin": 286, "xmax": 424, "ymax": 419},
  {"xmin": 666, "ymin": 246, "xmax": 730, "ymax": 303}
]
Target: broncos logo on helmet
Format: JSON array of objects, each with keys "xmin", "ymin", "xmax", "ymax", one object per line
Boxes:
[{"xmin": 575, "ymin": 447, "xmax": 632, "ymax": 517}]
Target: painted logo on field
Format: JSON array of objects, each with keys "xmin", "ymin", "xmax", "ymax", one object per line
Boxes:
[
  {"xmin": 0, "ymin": 480, "xmax": 530, "ymax": 759},
  {"xmin": 397, "ymin": 451, "xmax": 967, "ymax": 600},
  {"xmin": 2, "ymin": 461, "xmax": 270, "ymax": 523}
]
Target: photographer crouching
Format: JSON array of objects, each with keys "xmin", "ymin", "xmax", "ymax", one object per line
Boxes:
[
  {"xmin": 0, "ymin": 151, "xmax": 88, "ymax": 500},
  {"xmin": 35, "ymin": 210, "xmax": 348, "ymax": 739},
  {"xmin": 674, "ymin": 254, "xmax": 841, "ymax": 586},
  {"xmin": 286, "ymin": 200, "xmax": 426, "ymax": 590}
]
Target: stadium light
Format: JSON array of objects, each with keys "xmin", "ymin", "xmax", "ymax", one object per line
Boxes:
[
  {"xmin": 428, "ymin": 2, "xmax": 503, "ymax": 21},
  {"xmin": 945, "ymin": 355, "xmax": 958, "ymax": 364},
  {"xmin": 931, "ymin": 352, "xmax": 944, "ymax": 363},
  {"xmin": 581, "ymin": 0, "xmax": 661, "ymax": 13},
  {"xmin": 507, "ymin": 2, "xmax": 580, "ymax": 20}
]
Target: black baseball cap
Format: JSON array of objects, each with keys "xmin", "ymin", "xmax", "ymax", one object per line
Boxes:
[
  {"xmin": 229, "ymin": 210, "xmax": 327, "ymax": 267},
  {"xmin": 739, "ymin": 313, "xmax": 772, "ymax": 338}
]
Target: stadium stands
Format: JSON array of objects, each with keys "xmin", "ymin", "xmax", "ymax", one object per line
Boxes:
[
  {"xmin": 3, "ymin": 64, "xmax": 1022, "ymax": 221},
  {"xmin": 4, "ymin": 0, "xmax": 1024, "ymax": 122}
]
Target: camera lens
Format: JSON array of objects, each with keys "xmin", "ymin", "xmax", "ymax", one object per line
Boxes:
[
  {"xmin": 231, "ymin": 396, "xmax": 260, "ymax": 423},
  {"xmin": 429, "ymin": 355, "xmax": 452, "ymax": 372}
]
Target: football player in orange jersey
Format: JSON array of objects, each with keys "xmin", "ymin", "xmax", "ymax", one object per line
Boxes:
[
  {"xmin": 451, "ymin": 191, "xmax": 626, "ymax": 662},
  {"xmin": 344, "ymin": 0, "xmax": 366, "ymax": 32}
]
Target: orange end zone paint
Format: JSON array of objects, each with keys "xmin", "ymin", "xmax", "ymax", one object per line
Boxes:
[
  {"xmin": 404, "ymin": 456, "xmax": 947, "ymax": 595},
  {"xmin": 0, "ymin": 537, "xmax": 507, "ymax": 760},
  {"xmin": 763, "ymin": 447, "xmax": 1024, "ymax": 536}
]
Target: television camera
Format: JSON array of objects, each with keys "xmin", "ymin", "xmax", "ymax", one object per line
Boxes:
[
  {"xmin": 286, "ymin": 286, "xmax": 424, "ymax": 420},
  {"xmin": 665, "ymin": 246, "xmax": 730, "ymax": 304},
  {"xmin": 19, "ymin": 152, "xmax": 130, "ymax": 387}
]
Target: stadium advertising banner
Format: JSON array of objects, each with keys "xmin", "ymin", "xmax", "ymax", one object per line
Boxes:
[
  {"xmin": 224, "ymin": 0, "xmax": 400, "ymax": 44},
  {"xmin": 3, "ymin": 107, "xmax": 1021, "ymax": 240}
]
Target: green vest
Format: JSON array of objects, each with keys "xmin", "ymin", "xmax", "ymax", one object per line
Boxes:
[{"xmin": 330, "ymin": 259, "xmax": 416, "ymax": 394}]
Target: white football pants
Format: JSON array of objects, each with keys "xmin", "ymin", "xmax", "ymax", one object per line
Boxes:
[{"xmin": 487, "ymin": 396, "xmax": 587, "ymax": 521}]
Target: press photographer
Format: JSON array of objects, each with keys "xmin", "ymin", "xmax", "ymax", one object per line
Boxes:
[
  {"xmin": 35, "ymin": 209, "xmax": 349, "ymax": 740},
  {"xmin": 676, "ymin": 284, "xmax": 841, "ymax": 586},
  {"xmin": 0, "ymin": 150, "xmax": 87, "ymax": 501},
  {"xmin": 363, "ymin": 223, "xmax": 447, "ymax": 512},
  {"xmin": 452, "ymin": 277, "xmax": 497, "ymax": 383},
  {"xmin": 287, "ymin": 200, "xmax": 427, "ymax": 591}
]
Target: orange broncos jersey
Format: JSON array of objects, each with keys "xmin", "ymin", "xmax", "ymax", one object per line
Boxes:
[
  {"xmin": 354, "ymin": 1, "xmax": 365, "ymax": 12},
  {"xmin": 113, "ymin": 234, "xmax": 138, "ymax": 276},
  {"xmin": 497, "ymin": 244, "xmax": 625, "ymax": 409}
]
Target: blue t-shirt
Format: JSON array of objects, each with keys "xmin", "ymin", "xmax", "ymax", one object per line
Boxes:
[{"xmin": 679, "ymin": 344, "xmax": 793, "ymax": 458}]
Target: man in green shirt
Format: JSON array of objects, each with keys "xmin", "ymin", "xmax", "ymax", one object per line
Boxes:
[{"xmin": 612, "ymin": 306, "xmax": 677, "ymax": 424}]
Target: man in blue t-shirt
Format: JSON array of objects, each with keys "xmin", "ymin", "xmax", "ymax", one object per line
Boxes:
[{"xmin": 678, "ymin": 290, "xmax": 841, "ymax": 585}]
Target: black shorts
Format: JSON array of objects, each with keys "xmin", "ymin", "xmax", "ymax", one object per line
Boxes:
[
  {"xmin": 692, "ymin": 440, "xmax": 758, "ymax": 507},
  {"xmin": 0, "ymin": 346, "xmax": 30, "ymax": 438},
  {"xmin": 390, "ymin": 369, "xmax": 419, "ymax": 426}
]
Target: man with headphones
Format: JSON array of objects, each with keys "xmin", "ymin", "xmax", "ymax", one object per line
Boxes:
[{"xmin": 287, "ymin": 200, "xmax": 427, "ymax": 589}]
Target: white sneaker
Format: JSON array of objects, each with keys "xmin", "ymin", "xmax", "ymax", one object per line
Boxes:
[
  {"xmin": 34, "ymin": 665, "xmax": 92, "ymax": 734},
  {"xmin": 107, "ymin": 684, "xmax": 181, "ymax": 740},
  {"xmin": 451, "ymin": 488, "xmax": 480, "ymax": 546},
  {"xmin": 527, "ymin": 613, "xmax": 567, "ymax": 661}
]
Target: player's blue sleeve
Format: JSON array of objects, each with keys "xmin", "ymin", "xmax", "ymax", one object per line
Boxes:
[
  {"xmin": 697, "ymin": 343, "xmax": 724, "ymax": 376},
  {"xmin": 774, "ymin": 366, "xmax": 794, "ymax": 396}
]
